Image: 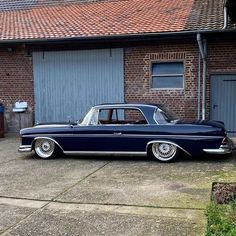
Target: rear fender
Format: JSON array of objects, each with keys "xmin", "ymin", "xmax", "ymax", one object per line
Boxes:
[{"xmin": 146, "ymin": 140, "xmax": 191, "ymax": 156}]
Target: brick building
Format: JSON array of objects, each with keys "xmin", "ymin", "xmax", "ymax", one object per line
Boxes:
[{"xmin": 0, "ymin": 0, "xmax": 236, "ymax": 135}]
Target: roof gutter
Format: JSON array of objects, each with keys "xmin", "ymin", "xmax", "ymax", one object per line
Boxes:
[
  {"xmin": 0, "ymin": 31, "xmax": 198, "ymax": 44},
  {"xmin": 0, "ymin": 28, "xmax": 236, "ymax": 45}
]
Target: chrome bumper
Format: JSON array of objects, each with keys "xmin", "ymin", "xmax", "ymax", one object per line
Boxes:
[
  {"xmin": 203, "ymin": 145, "xmax": 232, "ymax": 155},
  {"xmin": 18, "ymin": 145, "xmax": 32, "ymax": 152}
]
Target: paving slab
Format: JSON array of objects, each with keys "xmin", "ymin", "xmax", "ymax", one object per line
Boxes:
[
  {"xmin": 0, "ymin": 156, "xmax": 108, "ymax": 200},
  {"xmin": 3, "ymin": 202, "xmax": 206, "ymax": 236},
  {"xmin": 0, "ymin": 197, "xmax": 46, "ymax": 234},
  {"xmin": 56, "ymin": 156, "xmax": 236, "ymax": 209},
  {"xmin": 0, "ymin": 204, "xmax": 34, "ymax": 234}
]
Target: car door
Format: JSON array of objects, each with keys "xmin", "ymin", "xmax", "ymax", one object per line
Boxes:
[{"xmin": 69, "ymin": 107, "xmax": 150, "ymax": 153}]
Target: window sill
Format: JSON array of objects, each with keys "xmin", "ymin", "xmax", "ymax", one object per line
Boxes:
[{"xmin": 150, "ymin": 88, "xmax": 184, "ymax": 91}]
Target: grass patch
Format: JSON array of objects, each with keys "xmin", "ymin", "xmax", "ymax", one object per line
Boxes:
[{"xmin": 205, "ymin": 201, "xmax": 236, "ymax": 236}]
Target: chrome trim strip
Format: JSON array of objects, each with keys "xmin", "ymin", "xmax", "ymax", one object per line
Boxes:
[
  {"xmin": 18, "ymin": 145, "xmax": 32, "ymax": 152},
  {"xmin": 146, "ymin": 140, "xmax": 192, "ymax": 156},
  {"xmin": 64, "ymin": 151, "xmax": 147, "ymax": 156},
  {"xmin": 32, "ymin": 137, "xmax": 64, "ymax": 152},
  {"xmin": 22, "ymin": 134, "xmax": 224, "ymax": 139}
]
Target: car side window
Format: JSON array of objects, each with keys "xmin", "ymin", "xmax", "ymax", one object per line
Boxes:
[
  {"xmin": 98, "ymin": 109, "xmax": 113, "ymax": 124},
  {"xmin": 98, "ymin": 108, "xmax": 147, "ymax": 125},
  {"xmin": 123, "ymin": 109, "xmax": 147, "ymax": 124},
  {"xmin": 99, "ymin": 109, "xmax": 110, "ymax": 120}
]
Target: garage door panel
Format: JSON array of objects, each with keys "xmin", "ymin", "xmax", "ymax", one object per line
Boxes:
[
  {"xmin": 33, "ymin": 49, "xmax": 124, "ymax": 123},
  {"xmin": 211, "ymin": 74, "xmax": 236, "ymax": 136}
]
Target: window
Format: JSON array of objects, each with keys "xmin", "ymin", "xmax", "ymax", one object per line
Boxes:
[
  {"xmin": 154, "ymin": 105, "xmax": 179, "ymax": 124},
  {"xmin": 98, "ymin": 108, "xmax": 147, "ymax": 125},
  {"xmin": 151, "ymin": 62, "xmax": 184, "ymax": 89}
]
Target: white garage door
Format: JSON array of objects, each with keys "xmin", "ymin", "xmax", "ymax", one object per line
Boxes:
[{"xmin": 33, "ymin": 49, "xmax": 124, "ymax": 123}]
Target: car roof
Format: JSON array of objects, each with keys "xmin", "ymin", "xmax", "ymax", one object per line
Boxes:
[{"xmin": 93, "ymin": 103, "xmax": 159, "ymax": 109}]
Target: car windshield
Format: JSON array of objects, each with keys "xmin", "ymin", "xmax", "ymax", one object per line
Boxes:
[
  {"xmin": 80, "ymin": 108, "xmax": 98, "ymax": 126},
  {"xmin": 155, "ymin": 105, "xmax": 179, "ymax": 124}
]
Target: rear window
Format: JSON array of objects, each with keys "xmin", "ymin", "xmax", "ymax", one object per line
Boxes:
[{"xmin": 155, "ymin": 106, "xmax": 179, "ymax": 124}]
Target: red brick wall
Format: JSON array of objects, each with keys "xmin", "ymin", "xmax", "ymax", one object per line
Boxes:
[
  {"xmin": 124, "ymin": 41, "xmax": 199, "ymax": 120},
  {"xmin": 0, "ymin": 46, "xmax": 34, "ymax": 111},
  {"xmin": 0, "ymin": 38, "xmax": 235, "ymax": 124}
]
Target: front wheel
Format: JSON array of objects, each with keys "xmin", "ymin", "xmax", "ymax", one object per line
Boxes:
[
  {"xmin": 34, "ymin": 139, "xmax": 59, "ymax": 159},
  {"xmin": 150, "ymin": 142, "xmax": 179, "ymax": 162}
]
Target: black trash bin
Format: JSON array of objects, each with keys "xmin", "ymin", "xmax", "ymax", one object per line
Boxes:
[{"xmin": 0, "ymin": 104, "xmax": 5, "ymax": 138}]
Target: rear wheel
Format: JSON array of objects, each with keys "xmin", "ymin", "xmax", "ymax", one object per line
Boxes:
[
  {"xmin": 150, "ymin": 142, "xmax": 178, "ymax": 162},
  {"xmin": 34, "ymin": 139, "xmax": 59, "ymax": 159}
]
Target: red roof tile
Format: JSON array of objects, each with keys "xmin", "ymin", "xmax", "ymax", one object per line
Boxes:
[{"xmin": 0, "ymin": 0, "xmax": 196, "ymax": 40}]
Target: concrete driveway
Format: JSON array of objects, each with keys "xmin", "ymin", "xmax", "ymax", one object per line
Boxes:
[{"xmin": 0, "ymin": 135, "xmax": 235, "ymax": 236}]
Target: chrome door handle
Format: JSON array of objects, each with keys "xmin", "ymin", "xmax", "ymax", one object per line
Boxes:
[{"xmin": 114, "ymin": 132, "xmax": 122, "ymax": 135}]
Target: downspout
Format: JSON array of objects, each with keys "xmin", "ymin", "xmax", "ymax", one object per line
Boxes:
[
  {"xmin": 197, "ymin": 33, "xmax": 207, "ymax": 120},
  {"xmin": 223, "ymin": 3, "xmax": 228, "ymax": 29},
  {"xmin": 202, "ymin": 38, "xmax": 207, "ymax": 120},
  {"xmin": 197, "ymin": 52, "xmax": 201, "ymax": 120}
]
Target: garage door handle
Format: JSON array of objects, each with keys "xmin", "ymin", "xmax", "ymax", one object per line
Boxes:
[
  {"xmin": 213, "ymin": 104, "xmax": 218, "ymax": 109},
  {"xmin": 114, "ymin": 132, "xmax": 122, "ymax": 135}
]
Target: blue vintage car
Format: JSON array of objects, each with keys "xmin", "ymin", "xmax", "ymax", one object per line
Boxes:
[{"xmin": 19, "ymin": 103, "xmax": 235, "ymax": 162}]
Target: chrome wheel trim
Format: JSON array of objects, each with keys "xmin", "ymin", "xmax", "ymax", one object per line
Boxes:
[
  {"xmin": 35, "ymin": 139, "xmax": 55, "ymax": 159},
  {"xmin": 152, "ymin": 143, "xmax": 177, "ymax": 161}
]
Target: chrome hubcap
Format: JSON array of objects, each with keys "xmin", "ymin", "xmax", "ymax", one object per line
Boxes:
[
  {"xmin": 152, "ymin": 143, "xmax": 177, "ymax": 161},
  {"xmin": 35, "ymin": 139, "xmax": 55, "ymax": 158},
  {"xmin": 159, "ymin": 143, "xmax": 171, "ymax": 154},
  {"xmin": 42, "ymin": 142, "xmax": 51, "ymax": 152}
]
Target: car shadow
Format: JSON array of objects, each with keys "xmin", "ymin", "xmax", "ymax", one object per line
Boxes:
[
  {"xmin": 54, "ymin": 151, "xmax": 236, "ymax": 163},
  {"xmin": 179, "ymin": 151, "xmax": 235, "ymax": 163},
  {"xmin": 22, "ymin": 150, "xmax": 236, "ymax": 163},
  {"xmin": 57, "ymin": 154, "xmax": 151, "ymax": 162}
]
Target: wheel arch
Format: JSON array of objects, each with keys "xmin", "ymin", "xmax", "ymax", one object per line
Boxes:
[
  {"xmin": 146, "ymin": 140, "xmax": 192, "ymax": 156},
  {"xmin": 32, "ymin": 137, "xmax": 64, "ymax": 153}
]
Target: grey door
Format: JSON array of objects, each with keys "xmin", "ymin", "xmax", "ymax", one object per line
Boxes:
[
  {"xmin": 33, "ymin": 49, "xmax": 124, "ymax": 123},
  {"xmin": 211, "ymin": 74, "xmax": 236, "ymax": 136}
]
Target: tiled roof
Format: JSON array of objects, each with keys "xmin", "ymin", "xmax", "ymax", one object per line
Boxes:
[
  {"xmin": 0, "ymin": 0, "xmax": 226, "ymax": 41},
  {"xmin": 186, "ymin": 0, "xmax": 225, "ymax": 30}
]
